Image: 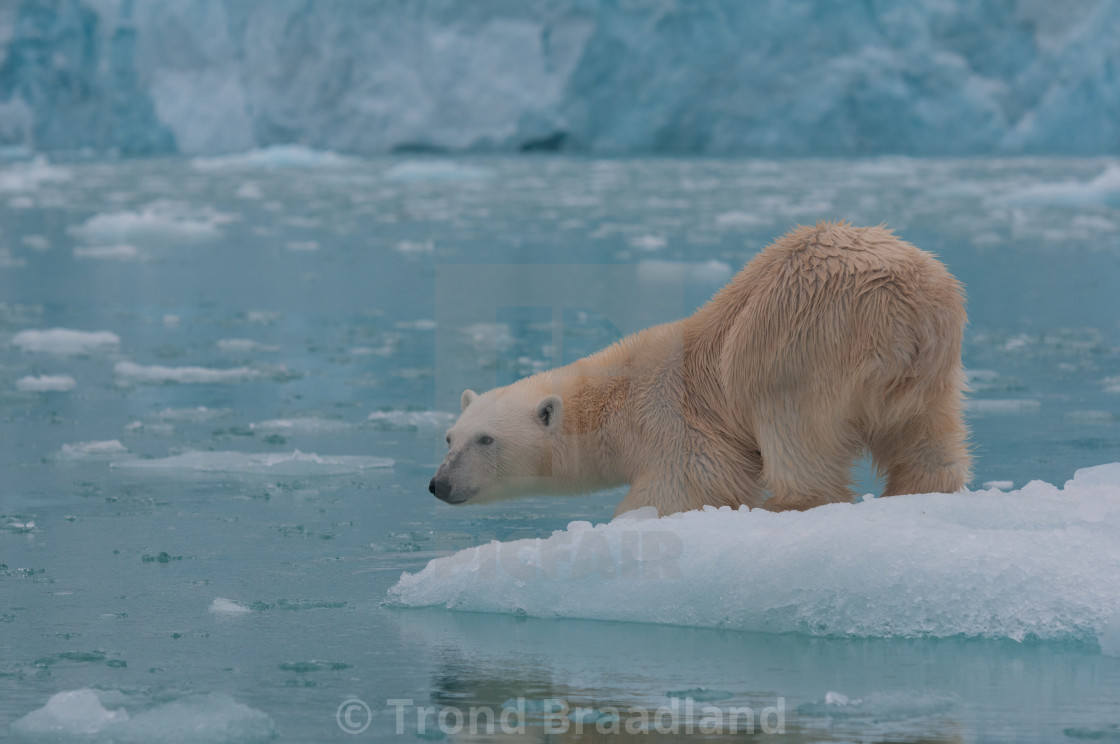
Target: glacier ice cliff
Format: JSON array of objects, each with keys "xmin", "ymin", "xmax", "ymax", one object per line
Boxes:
[{"xmin": 1, "ymin": 0, "xmax": 1118, "ymax": 156}]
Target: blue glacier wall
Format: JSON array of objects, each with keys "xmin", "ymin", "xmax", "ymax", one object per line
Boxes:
[{"xmin": 1, "ymin": 0, "xmax": 1118, "ymax": 156}]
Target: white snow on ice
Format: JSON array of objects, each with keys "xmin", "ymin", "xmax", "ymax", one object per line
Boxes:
[
  {"xmin": 12, "ymin": 328, "xmax": 120, "ymax": 354},
  {"xmin": 9, "ymin": 688, "xmax": 276, "ymax": 743},
  {"xmin": 16, "ymin": 374, "xmax": 76, "ymax": 392},
  {"xmin": 113, "ymin": 449, "xmax": 393, "ymax": 476},
  {"xmin": 114, "ymin": 361, "xmax": 259, "ymax": 385},
  {"xmin": 389, "ymin": 463, "xmax": 1120, "ymax": 645}
]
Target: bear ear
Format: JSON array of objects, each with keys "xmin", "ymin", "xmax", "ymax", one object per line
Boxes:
[
  {"xmin": 535, "ymin": 395, "xmax": 563, "ymax": 430},
  {"xmin": 460, "ymin": 389, "xmax": 478, "ymax": 412}
]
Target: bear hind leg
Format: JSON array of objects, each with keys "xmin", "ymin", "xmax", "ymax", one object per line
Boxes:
[
  {"xmin": 870, "ymin": 393, "xmax": 971, "ymax": 497},
  {"xmin": 758, "ymin": 423, "xmax": 859, "ymax": 511}
]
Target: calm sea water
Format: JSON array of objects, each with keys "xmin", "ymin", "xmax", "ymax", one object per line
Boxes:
[{"xmin": 2, "ymin": 153, "xmax": 1119, "ymax": 742}]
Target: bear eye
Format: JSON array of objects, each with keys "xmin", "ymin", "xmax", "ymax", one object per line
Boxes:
[
  {"xmin": 478, "ymin": 435, "xmax": 494, "ymax": 446},
  {"xmin": 445, "ymin": 435, "xmax": 451, "ymax": 447}
]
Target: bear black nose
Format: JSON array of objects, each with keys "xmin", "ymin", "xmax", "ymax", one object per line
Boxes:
[{"xmin": 430, "ymin": 477, "xmax": 456, "ymax": 502}]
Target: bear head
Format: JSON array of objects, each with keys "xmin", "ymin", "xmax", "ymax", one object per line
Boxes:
[{"xmin": 429, "ymin": 382, "xmax": 563, "ymax": 505}]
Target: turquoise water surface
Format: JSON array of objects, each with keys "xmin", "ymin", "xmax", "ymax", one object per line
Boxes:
[{"xmin": 2, "ymin": 153, "xmax": 1119, "ymax": 742}]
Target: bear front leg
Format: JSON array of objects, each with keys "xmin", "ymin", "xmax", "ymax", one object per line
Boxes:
[{"xmin": 613, "ymin": 479, "xmax": 663, "ymax": 518}]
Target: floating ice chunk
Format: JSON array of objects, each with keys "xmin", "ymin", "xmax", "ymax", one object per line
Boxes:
[
  {"xmin": 385, "ymin": 160, "xmax": 494, "ymax": 182},
  {"xmin": 395, "ymin": 319, "xmax": 437, "ymax": 331},
  {"xmin": 997, "ymin": 165, "xmax": 1120, "ymax": 208},
  {"xmin": 73, "ymin": 244, "xmax": 140, "ymax": 260},
  {"xmin": 1073, "ymin": 463, "xmax": 1120, "ymax": 486},
  {"xmin": 113, "ymin": 449, "xmax": 392, "ymax": 476},
  {"xmin": 9, "ymin": 688, "xmax": 277, "ymax": 743},
  {"xmin": 191, "ymin": 144, "xmax": 355, "ymax": 170},
  {"xmin": 12, "ymin": 328, "xmax": 120, "ymax": 354},
  {"xmin": 10, "ymin": 689, "xmax": 128, "ymax": 737},
  {"xmin": 461, "ymin": 322, "xmax": 514, "ymax": 355},
  {"xmin": 367, "ymin": 410, "xmax": 455, "ymax": 430},
  {"xmin": 60, "ymin": 440, "xmax": 130, "ymax": 459},
  {"xmin": 209, "ymin": 598, "xmax": 252, "ymax": 615},
  {"xmin": 395, "ymin": 239, "xmax": 435, "ymax": 255},
  {"xmin": 798, "ymin": 690, "xmax": 960, "ymax": 720},
  {"xmin": 389, "ymin": 468, "xmax": 1120, "ymax": 642},
  {"xmin": 249, "ymin": 417, "xmax": 353, "ymax": 434},
  {"xmin": 21, "ymin": 235, "xmax": 50, "ymax": 251},
  {"xmin": 637, "ymin": 260, "xmax": 733, "ymax": 284},
  {"xmin": 157, "ymin": 406, "xmax": 231, "ymax": 422},
  {"xmin": 982, "ymin": 480, "xmax": 1014, "ymax": 490},
  {"xmin": 715, "ymin": 211, "xmax": 767, "ymax": 228},
  {"xmin": 69, "ymin": 201, "xmax": 233, "ymax": 245},
  {"xmin": 16, "ymin": 374, "xmax": 76, "ymax": 392},
  {"xmin": 285, "ymin": 240, "xmax": 319, "ymax": 252},
  {"xmin": 217, "ymin": 338, "xmax": 279, "ymax": 353},
  {"xmin": 630, "ymin": 234, "xmax": 667, "ymax": 251},
  {"xmin": 966, "ymin": 399, "xmax": 1041, "ymax": 414},
  {"xmin": 0, "ymin": 156, "xmax": 72, "ymax": 192},
  {"xmin": 115, "ymin": 361, "xmax": 259, "ymax": 385}
]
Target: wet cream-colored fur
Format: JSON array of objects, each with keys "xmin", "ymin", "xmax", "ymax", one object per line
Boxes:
[{"xmin": 433, "ymin": 222, "xmax": 971, "ymax": 515}]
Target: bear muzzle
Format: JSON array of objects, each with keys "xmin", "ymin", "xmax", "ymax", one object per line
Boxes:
[{"xmin": 428, "ymin": 476, "xmax": 472, "ymax": 504}]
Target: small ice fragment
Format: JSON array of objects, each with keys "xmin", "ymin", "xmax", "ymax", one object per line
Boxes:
[
  {"xmin": 73, "ymin": 244, "xmax": 139, "ymax": 260},
  {"xmin": 210, "ymin": 598, "xmax": 252, "ymax": 615},
  {"xmin": 9, "ymin": 689, "xmax": 128, "ymax": 737},
  {"xmin": 630, "ymin": 234, "xmax": 667, "ymax": 251},
  {"xmin": 16, "ymin": 374, "xmax": 76, "ymax": 392},
  {"xmin": 982, "ymin": 480, "xmax": 1014, "ymax": 490},
  {"xmin": 12, "ymin": 328, "xmax": 120, "ymax": 354},
  {"xmin": 115, "ymin": 361, "xmax": 259, "ymax": 385},
  {"xmin": 60, "ymin": 440, "xmax": 129, "ymax": 458},
  {"xmin": 966, "ymin": 399, "xmax": 1041, "ymax": 414},
  {"xmin": 114, "ymin": 450, "xmax": 393, "ymax": 476}
]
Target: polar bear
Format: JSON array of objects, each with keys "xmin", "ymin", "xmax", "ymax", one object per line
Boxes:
[{"xmin": 429, "ymin": 222, "xmax": 971, "ymax": 515}]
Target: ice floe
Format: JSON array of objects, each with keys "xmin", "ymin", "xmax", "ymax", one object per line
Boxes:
[
  {"xmin": 114, "ymin": 361, "xmax": 259, "ymax": 385},
  {"xmin": 191, "ymin": 144, "xmax": 355, "ymax": 170},
  {"xmin": 113, "ymin": 449, "xmax": 392, "ymax": 476},
  {"xmin": 389, "ymin": 463, "xmax": 1120, "ymax": 645},
  {"xmin": 73, "ymin": 244, "xmax": 140, "ymax": 260},
  {"xmin": 384, "ymin": 160, "xmax": 494, "ymax": 182},
  {"xmin": 249, "ymin": 417, "xmax": 353, "ymax": 435},
  {"xmin": 16, "ymin": 374, "xmax": 76, "ymax": 392},
  {"xmin": 9, "ymin": 688, "xmax": 276, "ymax": 743},
  {"xmin": 59, "ymin": 440, "xmax": 130, "ymax": 459},
  {"xmin": 12, "ymin": 328, "xmax": 120, "ymax": 354},
  {"xmin": 367, "ymin": 410, "xmax": 456, "ymax": 430},
  {"xmin": 69, "ymin": 200, "xmax": 233, "ymax": 245}
]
